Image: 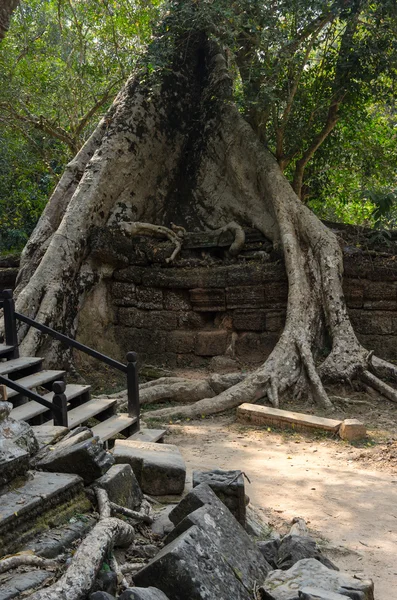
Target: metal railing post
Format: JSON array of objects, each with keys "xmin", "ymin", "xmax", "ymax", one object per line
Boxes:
[
  {"xmin": 126, "ymin": 351, "xmax": 140, "ymax": 432},
  {"xmin": 52, "ymin": 381, "xmax": 68, "ymax": 427},
  {"xmin": 2, "ymin": 289, "xmax": 19, "ymax": 358}
]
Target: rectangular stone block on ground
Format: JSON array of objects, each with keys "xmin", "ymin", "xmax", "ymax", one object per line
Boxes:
[
  {"xmin": 113, "ymin": 440, "xmax": 186, "ymax": 495},
  {"xmin": 0, "ymin": 442, "xmax": 29, "ymax": 487},
  {"xmin": 339, "ymin": 419, "xmax": 366, "ymax": 441},
  {"xmin": 0, "ymin": 471, "xmax": 84, "ymax": 556},
  {"xmin": 237, "ymin": 404, "xmax": 342, "ymax": 434},
  {"xmin": 192, "ymin": 469, "xmax": 246, "ymax": 526},
  {"xmin": 95, "ymin": 464, "xmax": 143, "ymax": 509},
  {"xmin": 134, "ymin": 525, "xmax": 264, "ymax": 600}
]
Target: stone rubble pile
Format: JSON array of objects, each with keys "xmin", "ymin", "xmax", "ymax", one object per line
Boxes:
[{"xmin": 0, "ymin": 412, "xmax": 375, "ymax": 600}]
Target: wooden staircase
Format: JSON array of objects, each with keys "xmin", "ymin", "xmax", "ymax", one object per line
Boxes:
[
  {"xmin": 0, "ymin": 344, "xmax": 138, "ymax": 442},
  {"xmin": 0, "ymin": 289, "xmax": 143, "ymax": 444}
]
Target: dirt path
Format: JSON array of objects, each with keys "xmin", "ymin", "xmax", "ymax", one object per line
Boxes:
[{"xmin": 164, "ymin": 417, "xmax": 397, "ymax": 600}]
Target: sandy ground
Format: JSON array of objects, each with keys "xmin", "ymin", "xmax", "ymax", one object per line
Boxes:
[{"xmin": 163, "ymin": 416, "xmax": 397, "ymax": 600}]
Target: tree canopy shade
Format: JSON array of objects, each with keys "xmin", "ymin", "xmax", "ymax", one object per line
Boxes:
[
  {"xmin": 10, "ymin": 0, "xmax": 397, "ymax": 418},
  {"xmin": 0, "ymin": 0, "xmax": 19, "ymax": 42}
]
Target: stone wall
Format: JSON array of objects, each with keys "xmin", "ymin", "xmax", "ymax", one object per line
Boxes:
[
  {"xmin": 0, "ymin": 254, "xmax": 19, "ymax": 292},
  {"xmin": 106, "ymin": 232, "xmax": 397, "ymax": 367}
]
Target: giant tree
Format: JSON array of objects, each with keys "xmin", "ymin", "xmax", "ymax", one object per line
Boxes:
[{"xmin": 10, "ymin": 0, "xmax": 397, "ymax": 417}]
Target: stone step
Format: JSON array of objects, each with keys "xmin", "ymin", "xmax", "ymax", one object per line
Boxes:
[
  {"xmin": 10, "ymin": 384, "xmax": 91, "ymax": 422},
  {"xmin": 0, "ymin": 356, "xmax": 42, "ymax": 376},
  {"xmin": 5, "ymin": 370, "xmax": 66, "ymax": 399},
  {"xmin": 128, "ymin": 428, "xmax": 166, "ymax": 443},
  {"xmin": 0, "ymin": 471, "xmax": 85, "ymax": 556},
  {"xmin": 67, "ymin": 397, "xmax": 117, "ymax": 429},
  {"xmin": 237, "ymin": 403, "xmax": 342, "ymax": 433},
  {"xmin": 92, "ymin": 413, "xmax": 138, "ymax": 441},
  {"xmin": 0, "ymin": 343, "xmax": 14, "ymax": 357}
]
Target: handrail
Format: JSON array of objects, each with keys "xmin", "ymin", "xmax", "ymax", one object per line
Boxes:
[
  {"xmin": 0, "ymin": 374, "xmax": 67, "ymax": 426},
  {"xmin": 15, "ymin": 312, "xmax": 128, "ymax": 373}
]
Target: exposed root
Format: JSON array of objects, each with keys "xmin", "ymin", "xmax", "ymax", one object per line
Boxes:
[
  {"xmin": 297, "ymin": 340, "xmax": 334, "ymax": 410},
  {"xmin": 119, "ymin": 221, "xmax": 184, "ymax": 263},
  {"xmin": 0, "ymin": 554, "xmax": 60, "ymax": 575},
  {"xmin": 211, "ymin": 221, "xmax": 245, "ymax": 256},
  {"xmin": 110, "ymin": 502, "xmax": 153, "ymax": 524},
  {"xmin": 361, "ymin": 369, "xmax": 397, "ymax": 404}
]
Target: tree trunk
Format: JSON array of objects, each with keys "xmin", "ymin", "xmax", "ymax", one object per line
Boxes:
[
  {"xmin": 10, "ymin": 13, "xmax": 397, "ymax": 411},
  {"xmin": 0, "ymin": 0, "xmax": 18, "ymax": 42}
]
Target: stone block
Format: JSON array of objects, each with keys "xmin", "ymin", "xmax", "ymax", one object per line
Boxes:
[
  {"xmin": 176, "ymin": 310, "xmax": 212, "ymax": 329},
  {"xmin": 192, "ymin": 469, "xmax": 246, "ymax": 526},
  {"xmin": 233, "ymin": 310, "xmax": 266, "ymax": 331},
  {"xmin": 226, "ymin": 285, "xmax": 265, "ymax": 309},
  {"xmin": 117, "ymin": 328, "xmax": 166, "ymax": 354},
  {"xmin": 119, "ymin": 308, "xmax": 177, "ymax": 331},
  {"xmin": 24, "ymin": 516, "xmax": 96, "ymax": 558},
  {"xmin": 89, "ymin": 593, "xmax": 116, "ymax": 600},
  {"xmin": 35, "ymin": 436, "xmax": 114, "ymax": 484},
  {"xmin": 226, "ymin": 264, "xmax": 265, "ymax": 286},
  {"xmin": 119, "ymin": 588, "xmax": 170, "ymax": 600},
  {"xmin": 114, "ymin": 266, "xmax": 145, "ymax": 284},
  {"xmin": 0, "ymin": 570, "xmax": 52, "ymax": 600},
  {"xmin": 263, "ymin": 282, "xmax": 288, "ymax": 306},
  {"xmin": 113, "ymin": 440, "xmax": 186, "ymax": 495},
  {"xmin": 277, "ymin": 534, "xmax": 337, "ymax": 571},
  {"xmin": 257, "ymin": 539, "xmax": 280, "ymax": 569},
  {"xmin": 343, "ymin": 279, "xmax": 364, "ymax": 308},
  {"xmin": 356, "ymin": 334, "xmax": 397, "ymax": 360},
  {"xmin": 262, "ymin": 558, "xmax": 374, "ymax": 600},
  {"xmin": 209, "ymin": 355, "xmax": 239, "ymax": 373},
  {"xmin": 237, "ymin": 404, "xmax": 342, "ymax": 434},
  {"xmin": 134, "ymin": 524, "xmax": 266, "ymax": 600},
  {"xmin": 151, "ymin": 504, "xmax": 176, "ymax": 537},
  {"xmin": 31, "ymin": 425, "xmax": 69, "ymax": 448},
  {"xmin": 163, "ymin": 290, "xmax": 191, "ymax": 311},
  {"xmin": 0, "ymin": 405, "xmax": 39, "ymax": 455},
  {"xmin": 167, "ymin": 330, "xmax": 196, "ymax": 353},
  {"xmin": 266, "ymin": 311, "xmax": 286, "ymax": 332},
  {"xmin": 112, "ymin": 281, "xmax": 137, "ymax": 305},
  {"xmin": 0, "ymin": 442, "xmax": 29, "ymax": 487},
  {"xmin": 235, "ymin": 332, "xmax": 279, "ymax": 363},
  {"xmin": 195, "ymin": 330, "xmax": 228, "ymax": 356},
  {"xmin": 189, "ymin": 288, "xmax": 226, "ymax": 311},
  {"xmin": 0, "ymin": 471, "xmax": 84, "ymax": 556},
  {"xmin": 363, "ymin": 280, "xmax": 397, "ymax": 301},
  {"xmin": 95, "ymin": 464, "xmax": 143, "ymax": 510},
  {"xmin": 349, "ymin": 310, "xmax": 392, "ymax": 335},
  {"xmin": 135, "ymin": 287, "xmax": 163, "ymax": 310},
  {"xmin": 168, "ymin": 482, "xmax": 226, "ymax": 526},
  {"xmin": 339, "ymin": 419, "xmax": 366, "ymax": 441},
  {"xmin": 261, "ymin": 262, "xmax": 288, "ymax": 282}
]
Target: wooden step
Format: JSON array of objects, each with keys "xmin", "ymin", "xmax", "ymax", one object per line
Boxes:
[
  {"xmin": 0, "ymin": 344, "xmax": 14, "ymax": 357},
  {"xmin": 10, "ymin": 384, "xmax": 90, "ymax": 422},
  {"xmin": 0, "ymin": 356, "xmax": 42, "ymax": 376},
  {"xmin": 6, "ymin": 370, "xmax": 66, "ymax": 399},
  {"xmin": 128, "ymin": 428, "xmax": 166, "ymax": 443},
  {"xmin": 92, "ymin": 413, "xmax": 137, "ymax": 442},
  {"xmin": 67, "ymin": 397, "xmax": 117, "ymax": 429}
]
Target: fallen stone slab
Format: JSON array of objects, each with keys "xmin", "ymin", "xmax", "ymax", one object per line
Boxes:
[
  {"xmin": 89, "ymin": 593, "xmax": 116, "ymax": 600},
  {"xmin": 164, "ymin": 497, "xmax": 271, "ymax": 586},
  {"xmin": 237, "ymin": 404, "xmax": 342, "ymax": 434},
  {"xmin": 192, "ymin": 469, "xmax": 246, "ymax": 525},
  {"xmin": 23, "ymin": 515, "xmax": 96, "ymax": 558},
  {"xmin": 119, "ymin": 587, "xmax": 170, "ymax": 600},
  {"xmin": 277, "ymin": 534, "xmax": 338, "ymax": 571},
  {"xmin": 262, "ymin": 558, "xmax": 374, "ymax": 600},
  {"xmin": 35, "ymin": 436, "xmax": 114, "ymax": 484},
  {"xmin": 0, "ymin": 471, "xmax": 86, "ymax": 556},
  {"xmin": 0, "ymin": 402, "xmax": 39, "ymax": 455},
  {"xmin": 31, "ymin": 425, "xmax": 69, "ymax": 448},
  {"xmin": 0, "ymin": 441, "xmax": 29, "ymax": 486},
  {"xmin": 0, "ymin": 569, "xmax": 52, "ymax": 600},
  {"xmin": 257, "ymin": 538, "xmax": 280, "ymax": 569},
  {"xmin": 339, "ymin": 419, "xmax": 366, "ymax": 441},
  {"xmin": 298, "ymin": 589, "xmax": 356, "ymax": 600},
  {"xmin": 168, "ymin": 482, "xmax": 225, "ymax": 526},
  {"xmin": 113, "ymin": 440, "xmax": 185, "ymax": 495},
  {"xmin": 95, "ymin": 463, "xmax": 143, "ymax": 510},
  {"xmin": 151, "ymin": 504, "xmax": 176, "ymax": 537},
  {"xmin": 134, "ymin": 525, "xmax": 262, "ymax": 599}
]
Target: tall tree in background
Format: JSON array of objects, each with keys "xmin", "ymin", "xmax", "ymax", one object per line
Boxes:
[
  {"xmin": 0, "ymin": 0, "xmax": 18, "ymax": 41},
  {"xmin": 7, "ymin": 0, "xmax": 397, "ymax": 416}
]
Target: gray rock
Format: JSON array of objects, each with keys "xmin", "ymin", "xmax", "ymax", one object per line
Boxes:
[
  {"xmin": 92, "ymin": 571, "xmax": 117, "ymax": 596},
  {"xmin": 113, "ymin": 440, "xmax": 185, "ymax": 495},
  {"xmin": 164, "ymin": 492, "xmax": 271, "ymax": 584},
  {"xmin": 31, "ymin": 425, "xmax": 69, "ymax": 448},
  {"xmin": 0, "ymin": 405, "xmax": 38, "ymax": 455},
  {"xmin": 168, "ymin": 482, "xmax": 225, "ymax": 526},
  {"xmin": 257, "ymin": 538, "xmax": 281, "ymax": 569},
  {"xmin": 95, "ymin": 464, "xmax": 143, "ymax": 510},
  {"xmin": 151, "ymin": 504, "xmax": 176, "ymax": 537},
  {"xmin": 89, "ymin": 593, "xmax": 116, "ymax": 600},
  {"xmin": 298, "ymin": 588, "xmax": 356, "ymax": 600},
  {"xmin": 35, "ymin": 436, "xmax": 114, "ymax": 484},
  {"xmin": 0, "ymin": 569, "xmax": 51, "ymax": 600},
  {"xmin": 134, "ymin": 525, "xmax": 260, "ymax": 599},
  {"xmin": 24, "ymin": 516, "xmax": 96, "ymax": 558},
  {"xmin": 277, "ymin": 535, "xmax": 338, "ymax": 571},
  {"xmin": 262, "ymin": 558, "xmax": 374, "ymax": 600},
  {"xmin": 0, "ymin": 441, "xmax": 29, "ymax": 486},
  {"xmin": 119, "ymin": 587, "xmax": 170, "ymax": 600},
  {"xmin": 193, "ymin": 469, "xmax": 246, "ymax": 525}
]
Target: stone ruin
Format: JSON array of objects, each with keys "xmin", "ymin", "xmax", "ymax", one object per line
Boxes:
[{"xmin": 0, "ymin": 409, "xmax": 375, "ymax": 600}]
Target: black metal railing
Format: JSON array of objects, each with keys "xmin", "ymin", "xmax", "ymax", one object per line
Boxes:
[{"xmin": 0, "ymin": 289, "xmax": 140, "ymax": 431}]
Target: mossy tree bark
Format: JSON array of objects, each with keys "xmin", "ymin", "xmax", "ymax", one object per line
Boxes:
[{"xmin": 10, "ymin": 9, "xmax": 397, "ymax": 411}]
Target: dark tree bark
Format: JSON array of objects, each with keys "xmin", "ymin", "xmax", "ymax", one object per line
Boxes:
[
  {"xmin": 9, "ymin": 3, "xmax": 397, "ymax": 414},
  {"xmin": 0, "ymin": 0, "xmax": 18, "ymax": 42}
]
